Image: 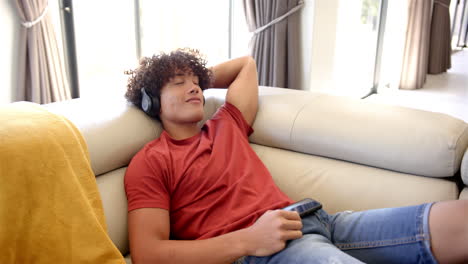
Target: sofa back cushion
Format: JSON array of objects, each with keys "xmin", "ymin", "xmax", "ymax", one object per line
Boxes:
[
  {"xmin": 44, "ymin": 97, "xmax": 162, "ymax": 176},
  {"xmin": 251, "ymin": 88, "xmax": 468, "ymax": 178}
]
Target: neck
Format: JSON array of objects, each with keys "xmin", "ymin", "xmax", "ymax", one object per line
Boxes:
[{"xmin": 162, "ymin": 121, "xmax": 201, "ymax": 140}]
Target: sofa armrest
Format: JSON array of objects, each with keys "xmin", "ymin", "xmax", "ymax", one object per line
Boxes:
[{"xmin": 248, "ymin": 87, "xmax": 468, "ymax": 178}]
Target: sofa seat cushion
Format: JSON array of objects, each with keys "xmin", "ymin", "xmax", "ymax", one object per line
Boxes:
[
  {"xmin": 95, "ymin": 167, "xmax": 129, "ymax": 256},
  {"xmin": 251, "ymin": 143, "xmax": 459, "ymax": 214}
]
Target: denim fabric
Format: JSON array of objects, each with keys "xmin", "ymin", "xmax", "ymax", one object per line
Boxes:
[{"xmin": 241, "ymin": 203, "xmax": 437, "ymax": 264}]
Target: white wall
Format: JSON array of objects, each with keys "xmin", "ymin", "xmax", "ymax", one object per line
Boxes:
[{"xmin": 0, "ymin": 0, "xmax": 20, "ymax": 104}]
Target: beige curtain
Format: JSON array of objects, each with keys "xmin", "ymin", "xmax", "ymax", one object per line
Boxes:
[
  {"xmin": 428, "ymin": 0, "xmax": 452, "ymax": 74},
  {"xmin": 243, "ymin": 0, "xmax": 304, "ymax": 89},
  {"xmin": 15, "ymin": 0, "xmax": 71, "ymax": 104},
  {"xmin": 399, "ymin": 0, "xmax": 432, "ymax": 90}
]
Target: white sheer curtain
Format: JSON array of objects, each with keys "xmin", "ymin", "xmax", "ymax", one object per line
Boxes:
[{"xmin": 15, "ymin": 0, "xmax": 70, "ymax": 103}]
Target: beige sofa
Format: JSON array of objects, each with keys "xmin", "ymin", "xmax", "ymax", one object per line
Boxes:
[{"xmin": 44, "ymin": 86, "xmax": 468, "ymax": 262}]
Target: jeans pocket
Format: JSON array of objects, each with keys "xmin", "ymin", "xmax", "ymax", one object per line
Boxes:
[{"xmin": 314, "ymin": 209, "xmax": 331, "ymax": 231}]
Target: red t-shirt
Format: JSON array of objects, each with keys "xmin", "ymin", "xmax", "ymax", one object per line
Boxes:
[{"xmin": 124, "ymin": 102, "xmax": 293, "ymax": 240}]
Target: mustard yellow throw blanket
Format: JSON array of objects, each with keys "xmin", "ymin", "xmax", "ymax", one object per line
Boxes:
[{"xmin": 0, "ymin": 102, "xmax": 125, "ymax": 264}]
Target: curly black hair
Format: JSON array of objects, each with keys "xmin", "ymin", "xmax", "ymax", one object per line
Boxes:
[{"xmin": 124, "ymin": 48, "xmax": 213, "ymax": 119}]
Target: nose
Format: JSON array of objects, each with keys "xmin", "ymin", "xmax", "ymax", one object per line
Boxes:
[{"xmin": 188, "ymin": 85, "xmax": 201, "ymax": 95}]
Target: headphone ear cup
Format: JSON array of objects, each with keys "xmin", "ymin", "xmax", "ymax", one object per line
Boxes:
[{"xmin": 141, "ymin": 88, "xmax": 158, "ymax": 117}]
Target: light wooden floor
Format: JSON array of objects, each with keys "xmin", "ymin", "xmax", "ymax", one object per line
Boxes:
[{"xmin": 366, "ymin": 49, "xmax": 468, "ymax": 122}]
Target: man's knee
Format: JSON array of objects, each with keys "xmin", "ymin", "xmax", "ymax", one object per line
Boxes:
[
  {"xmin": 430, "ymin": 200, "xmax": 468, "ymax": 262},
  {"xmin": 457, "ymin": 200, "xmax": 468, "ymax": 235}
]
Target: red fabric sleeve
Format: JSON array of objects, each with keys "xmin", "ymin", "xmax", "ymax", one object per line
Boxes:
[
  {"xmin": 124, "ymin": 147, "xmax": 171, "ymax": 211},
  {"xmin": 216, "ymin": 102, "xmax": 254, "ymax": 137}
]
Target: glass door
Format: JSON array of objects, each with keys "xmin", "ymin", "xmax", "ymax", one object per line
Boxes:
[
  {"xmin": 451, "ymin": 0, "xmax": 468, "ymax": 49},
  {"xmin": 309, "ymin": 0, "xmax": 384, "ymax": 98}
]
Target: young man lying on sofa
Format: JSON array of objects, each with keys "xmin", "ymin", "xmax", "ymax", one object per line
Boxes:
[{"xmin": 124, "ymin": 48, "xmax": 468, "ymax": 264}]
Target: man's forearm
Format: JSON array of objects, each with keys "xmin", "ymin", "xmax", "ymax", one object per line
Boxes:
[
  {"xmin": 211, "ymin": 56, "xmax": 255, "ymax": 88},
  {"xmin": 209, "ymin": 56, "xmax": 258, "ymax": 125},
  {"xmin": 134, "ymin": 228, "xmax": 251, "ymax": 264},
  {"xmin": 132, "ymin": 209, "xmax": 303, "ymax": 264}
]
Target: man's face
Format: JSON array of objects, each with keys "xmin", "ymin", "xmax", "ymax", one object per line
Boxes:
[{"xmin": 159, "ymin": 71, "xmax": 204, "ymax": 125}]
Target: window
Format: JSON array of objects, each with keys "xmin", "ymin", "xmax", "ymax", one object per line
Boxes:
[
  {"xmin": 60, "ymin": 0, "xmax": 251, "ymax": 98},
  {"xmin": 377, "ymin": 0, "xmax": 408, "ymax": 92},
  {"xmin": 451, "ymin": 0, "xmax": 468, "ymax": 49},
  {"xmin": 309, "ymin": 0, "xmax": 384, "ymax": 97},
  {"xmin": 231, "ymin": 0, "xmax": 252, "ymax": 59},
  {"xmin": 71, "ymin": 0, "xmax": 137, "ymax": 99},
  {"xmin": 139, "ymin": 0, "xmax": 230, "ymax": 66}
]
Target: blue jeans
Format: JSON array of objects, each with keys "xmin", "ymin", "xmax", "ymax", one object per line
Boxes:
[{"xmin": 242, "ymin": 203, "xmax": 438, "ymax": 264}]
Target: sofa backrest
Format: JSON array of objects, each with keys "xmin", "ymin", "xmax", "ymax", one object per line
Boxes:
[
  {"xmin": 206, "ymin": 87, "xmax": 468, "ymax": 178},
  {"xmin": 45, "ymin": 97, "xmax": 161, "ymax": 176},
  {"xmin": 46, "ymin": 87, "xmax": 468, "ymax": 180}
]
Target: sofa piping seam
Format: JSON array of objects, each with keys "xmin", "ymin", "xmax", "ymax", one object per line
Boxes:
[{"xmin": 289, "ymin": 101, "xmax": 310, "ymax": 144}]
